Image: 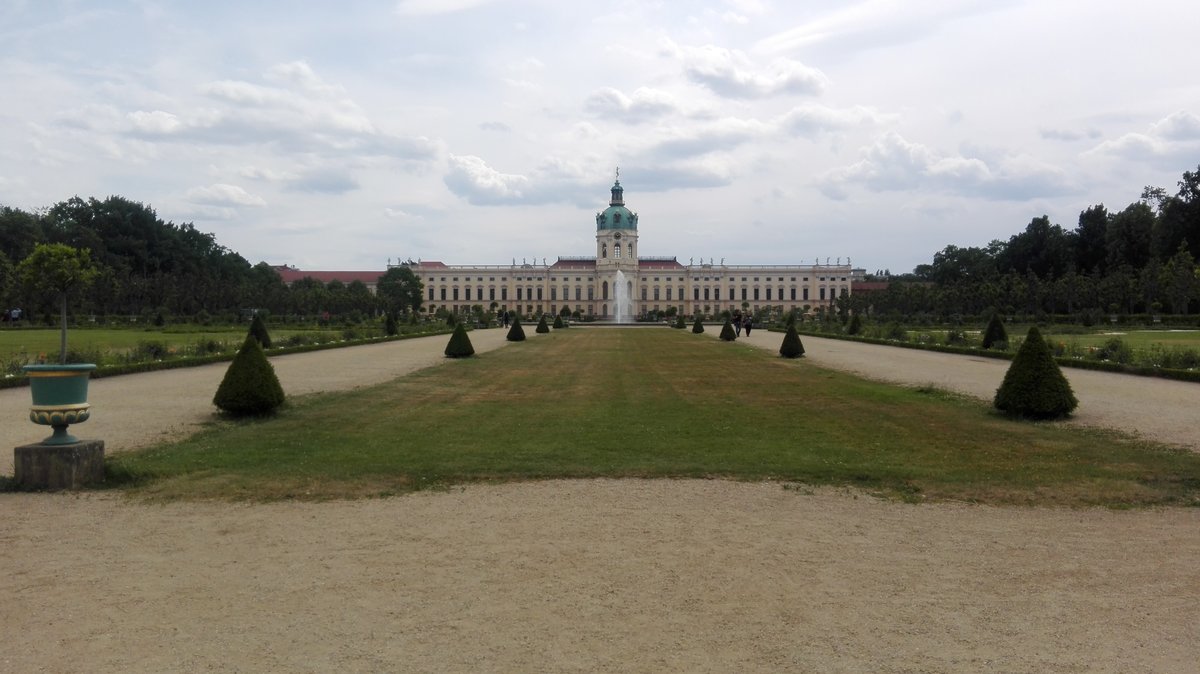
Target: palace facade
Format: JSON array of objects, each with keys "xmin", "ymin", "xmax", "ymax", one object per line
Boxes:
[{"xmin": 402, "ymin": 178, "xmax": 854, "ymax": 319}]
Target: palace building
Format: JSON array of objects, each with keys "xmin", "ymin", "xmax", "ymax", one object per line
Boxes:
[{"xmin": 402, "ymin": 177, "xmax": 854, "ymax": 319}]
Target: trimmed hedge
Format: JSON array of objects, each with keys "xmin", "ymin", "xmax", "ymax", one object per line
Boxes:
[
  {"xmin": 994, "ymin": 327, "xmax": 1078, "ymax": 419},
  {"xmin": 779, "ymin": 324, "xmax": 805, "ymax": 358},
  {"xmin": 536, "ymin": 315, "xmax": 550, "ymax": 334},
  {"xmin": 674, "ymin": 315, "xmax": 686, "ymax": 329},
  {"xmin": 444, "ymin": 323, "xmax": 475, "ymax": 358},
  {"xmin": 249, "ymin": 313, "xmax": 272, "ymax": 348},
  {"xmin": 213, "ymin": 334, "xmax": 285, "ymax": 416},
  {"xmin": 982, "ymin": 313, "xmax": 1008, "ymax": 350},
  {"xmin": 692, "ymin": 317, "xmax": 705, "ymax": 334},
  {"xmin": 719, "ymin": 319, "xmax": 737, "ymax": 341},
  {"xmin": 507, "ymin": 316, "xmax": 526, "ymax": 342},
  {"xmin": 553, "ymin": 314, "xmax": 564, "ymax": 329}
]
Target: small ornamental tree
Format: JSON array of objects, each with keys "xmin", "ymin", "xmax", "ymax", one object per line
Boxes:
[
  {"xmin": 553, "ymin": 314, "xmax": 564, "ymax": 329},
  {"xmin": 982, "ymin": 313, "xmax": 1008, "ymax": 349},
  {"xmin": 692, "ymin": 316, "xmax": 704, "ymax": 334},
  {"xmin": 846, "ymin": 313, "xmax": 862, "ymax": 336},
  {"xmin": 674, "ymin": 314, "xmax": 686, "ymax": 329},
  {"xmin": 719, "ymin": 318, "xmax": 737, "ymax": 341},
  {"xmin": 249, "ymin": 312, "xmax": 273, "ymax": 348},
  {"xmin": 16, "ymin": 243, "xmax": 97, "ymax": 364},
  {"xmin": 994, "ymin": 326, "xmax": 1077, "ymax": 419},
  {"xmin": 384, "ymin": 312, "xmax": 399, "ymax": 336},
  {"xmin": 536, "ymin": 314, "xmax": 550, "ymax": 333},
  {"xmin": 213, "ymin": 334, "xmax": 285, "ymax": 416},
  {"xmin": 779, "ymin": 324, "xmax": 805, "ymax": 358},
  {"xmin": 507, "ymin": 315, "xmax": 526, "ymax": 341},
  {"xmin": 444, "ymin": 322, "xmax": 475, "ymax": 358}
]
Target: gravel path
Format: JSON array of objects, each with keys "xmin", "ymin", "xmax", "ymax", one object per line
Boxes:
[
  {"xmin": 0, "ymin": 328, "xmax": 525, "ymax": 474},
  {"xmin": 724, "ymin": 329, "xmax": 1200, "ymax": 451},
  {"xmin": 4, "ymin": 326, "xmax": 1198, "ymax": 672}
]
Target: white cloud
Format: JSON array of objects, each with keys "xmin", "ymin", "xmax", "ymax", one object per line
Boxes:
[
  {"xmin": 584, "ymin": 87, "xmax": 681, "ymax": 124},
  {"xmin": 185, "ymin": 183, "xmax": 267, "ymax": 207},
  {"xmin": 662, "ymin": 40, "xmax": 828, "ymax": 98},
  {"xmin": 1086, "ymin": 110, "xmax": 1200, "ymax": 164},
  {"xmin": 127, "ymin": 110, "xmax": 184, "ymax": 135},
  {"xmin": 444, "ymin": 155, "xmax": 531, "ymax": 205},
  {"xmin": 394, "ymin": 0, "xmax": 499, "ymax": 16},
  {"xmin": 820, "ymin": 133, "xmax": 1073, "ymax": 201}
]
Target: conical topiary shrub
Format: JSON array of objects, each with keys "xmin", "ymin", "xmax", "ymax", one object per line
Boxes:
[
  {"xmin": 553, "ymin": 314, "xmax": 564, "ymax": 329},
  {"xmin": 982, "ymin": 313, "xmax": 1008, "ymax": 349},
  {"xmin": 674, "ymin": 314, "xmax": 686, "ymax": 329},
  {"xmin": 384, "ymin": 312, "xmax": 399, "ymax": 336},
  {"xmin": 719, "ymin": 318, "xmax": 737, "ymax": 341},
  {"xmin": 444, "ymin": 322, "xmax": 475, "ymax": 358},
  {"xmin": 846, "ymin": 313, "xmax": 862, "ymax": 335},
  {"xmin": 779, "ymin": 324, "xmax": 805, "ymax": 358},
  {"xmin": 507, "ymin": 315, "xmax": 526, "ymax": 341},
  {"xmin": 536, "ymin": 314, "xmax": 550, "ymax": 333},
  {"xmin": 692, "ymin": 316, "xmax": 704, "ymax": 334},
  {"xmin": 213, "ymin": 334, "xmax": 285, "ymax": 416},
  {"xmin": 994, "ymin": 326, "xmax": 1077, "ymax": 419},
  {"xmin": 248, "ymin": 312, "xmax": 272, "ymax": 349}
]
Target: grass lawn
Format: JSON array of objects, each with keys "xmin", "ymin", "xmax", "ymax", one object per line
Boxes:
[
  {"xmin": 0, "ymin": 326, "xmax": 338, "ymax": 364},
  {"xmin": 106, "ymin": 328, "xmax": 1200, "ymax": 507},
  {"xmin": 1044, "ymin": 329, "xmax": 1200, "ymax": 350}
]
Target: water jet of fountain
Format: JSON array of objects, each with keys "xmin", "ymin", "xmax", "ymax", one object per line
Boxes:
[{"xmin": 614, "ymin": 270, "xmax": 630, "ymax": 324}]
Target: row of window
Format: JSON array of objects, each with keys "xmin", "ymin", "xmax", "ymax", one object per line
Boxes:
[{"xmin": 428, "ymin": 286, "xmax": 849, "ymax": 302}]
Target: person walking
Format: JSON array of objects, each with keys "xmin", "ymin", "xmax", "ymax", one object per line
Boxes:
[
  {"xmin": 743, "ymin": 315, "xmax": 753, "ymax": 337},
  {"xmin": 733, "ymin": 311, "xmax": 743, "ymax": 336}
]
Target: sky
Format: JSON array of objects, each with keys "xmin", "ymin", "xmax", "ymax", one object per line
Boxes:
[{"xmin": 1, "ymin": 0, "xmax": 1198, "ymax": 274}]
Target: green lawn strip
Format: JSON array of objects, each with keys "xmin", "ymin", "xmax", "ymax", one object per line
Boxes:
[{"xmin": 105, "ymin": 329, "xmax": 1200, "ymax": 506}]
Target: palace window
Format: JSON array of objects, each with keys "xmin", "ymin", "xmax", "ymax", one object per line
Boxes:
[
  {"xmin": 453, "ymin": 288, "xmax": 459, "ymax": 301},
  {"xmin": 654, "ymin": 288, "xmax": 660, "ymax": 301},
  {"xmin": 753, "ymin": 288, "xmax": 759, "ymax": 300},
  {"xmin": 551, "ymin": 287, "xmax": 557, "ymax": 301},
  {"xmin": 766, "ymin": 288, "xmax": 771, "ymax": 301},
  {"xmin": 428, "ymin": 288, "xmax": 434, "ymax": 300},
  {"xmin": 803, "ymin": 288, "xmax": 809, "ymax": 301},
  {"xmin": 641, "ymin": 287, "xmax": 647, "ymax": 300},
  {"xmin": 666, "ymin": 287, "xmax": 672, "ymax": 300},
  {"xmin": 615, "ymin": 243, "xmax": 622, "ymax": 259},
  {"xmin": 694, "ymin": 287, "xmax": 700, "ymax": 300},
  {"xmin": 440, "ymin": 288, "xmax": 446, "ymax": 301},
  {"xmin": 517, "ymin": 288, "xmax": 523, "ymax": 301}
]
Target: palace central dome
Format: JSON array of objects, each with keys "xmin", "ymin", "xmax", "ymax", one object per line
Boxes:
[{"xmin": 596, "ymin": 178, "xmax": 638, "ymax": 230}]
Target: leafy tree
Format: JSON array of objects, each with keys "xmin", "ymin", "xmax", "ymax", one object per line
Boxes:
[
  {"xmin": 1106, "ymin": 202, "xmax": 1155, "ymax": 271},
  {"xmin": 994, "ymin": 327, "xmax": 1077, "ymax": 419},
  {"xmin": 506, "ymin": 315, "xmax": 526, "ymax": 341},
  {"xmin": 384, "ymin": 312, "xmax": 399, "ymax": 336},
  {"xmin": 691, "ymin": 316, "xmax": 704, "ymax": 334},
  {"xmin": 0, "ymin": 206, "xmax": 44, "ymax": 262},
  {"xmin": 1162, "ymin": 242, "xmax": 1197, "ymax": 314},
  {"xmin": 981, "ymin": 313, "xmax": 1008, "ymax": 350},
  {"xmin": 248, "ymin": 312, "xmax": 272, "ymax": 348},
  {"xmin": 444, "ymin": 322, "xmax": 475, "ymax": 358},
  {"xmin": 674, "ymin": 314, "xmax": 686, "ymax": 329},
  {"xmin": 536, "ymin": 314, "xmax": 550, "ymax": 333},
  {"xmin": 376, "ymin": 265, "xmax": 423, "ymax": 317},
  {"xmin": 213, "ymin": 334, "xmax": 285, "ymax": 416},
  {"xmin": 719, "ymin": 318, "xmax": 736, "ymax": 341},
  {"xmin": 779, "ymin": 324, "xmax": 805, "ymax": 358},
  {"xmin": 17, "ymin": 243, "xmax": 98, "ymax": 363},
  {"xmin": 1074, "ymin": 204, "xmax": 1109, "ymax": 274},
  {"xmin": 559, "ymin": 306, "xmax": 571, "ymax": 318}
]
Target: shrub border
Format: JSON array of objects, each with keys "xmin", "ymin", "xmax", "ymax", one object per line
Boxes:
[
  {"xmin": 0, "ymin": 328, "xmax": 454, "ymax": 390},
  {"xmin": 771, "ymin": 327, "xmax": 1200, "ymax": 384}
]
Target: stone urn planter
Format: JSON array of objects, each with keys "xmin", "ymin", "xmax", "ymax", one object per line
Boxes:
[{"xmin": 22, "ymin": 363, "xmax": 96, "ymax": 445}]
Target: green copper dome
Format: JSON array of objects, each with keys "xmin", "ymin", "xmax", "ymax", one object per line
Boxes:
[{"xmin": 596, "ymin": 179, "xmax": 638, "ymax": 230}]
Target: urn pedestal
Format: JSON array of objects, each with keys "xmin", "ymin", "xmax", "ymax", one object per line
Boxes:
[{"xmin": 14, "ymin": 364, "xmax": 102, "ymax": 490}]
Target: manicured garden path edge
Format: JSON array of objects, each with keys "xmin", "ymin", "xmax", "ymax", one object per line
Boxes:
[{"xmin": 770, "ymin": 327, "xmax": 1200, "ymax": 383}]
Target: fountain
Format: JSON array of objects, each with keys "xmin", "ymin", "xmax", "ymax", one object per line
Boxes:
[{"xmin": 614, "ymin": 269, "xmax": 630, "ymax": 324}]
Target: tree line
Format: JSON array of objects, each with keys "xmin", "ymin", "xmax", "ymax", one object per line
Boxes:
[
  {"xmin": 857, "ymin": 164, "xmax": 1200, "ymax": 321},
  {"xmin": 0, "ymin": 196, "xmax": 423, "ymax": 324}
]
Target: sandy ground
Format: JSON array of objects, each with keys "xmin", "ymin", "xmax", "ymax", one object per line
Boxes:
[
  {"xmin": 3, "ymin": 326, "xmax": 1199, "ymax": 672},
  {"xmin": 0, "ymin": 328, "xmax": 526, "ymax": 475},
  {"xmin": 724, "ymin": 329, "xmax": 1200, "ymax": 451}
]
